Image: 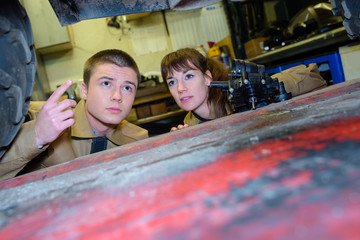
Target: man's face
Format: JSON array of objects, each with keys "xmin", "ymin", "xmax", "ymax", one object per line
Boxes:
[{"xmin": 81, "ymin": 63, "xmax": 138, "ymax": 131}]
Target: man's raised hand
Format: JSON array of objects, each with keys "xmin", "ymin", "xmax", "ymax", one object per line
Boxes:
[{"xmin": 34, "ymin": 80, "xmax": 77, "ymax": 147}]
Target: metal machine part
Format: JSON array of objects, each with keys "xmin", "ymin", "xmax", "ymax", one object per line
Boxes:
[
  {"xmin": 210, "ymin": 59, "xmax": 292, "ymax": 113},
  {"xmin": 287, "ymin": 2, "xmax": 343, "ymax": 39}
]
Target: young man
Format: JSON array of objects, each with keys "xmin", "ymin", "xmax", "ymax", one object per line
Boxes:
[{"xmin": 0, "ymin": 49, "xmax": 148, "ymax": 181}]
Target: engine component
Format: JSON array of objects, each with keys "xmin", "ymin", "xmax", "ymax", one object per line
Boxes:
[
  {"xmin": 210, "ymin": 59, "xmax": 292, "ymax": 113},
  {"xmin": 288, "ymin": 2, "xmax": 343, "ymax": 40}
]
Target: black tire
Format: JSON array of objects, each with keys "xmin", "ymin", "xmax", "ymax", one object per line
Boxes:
[
  {"xmin": 0, "ymin": 0, "xmax": 35, "ymax": 158},
  {"xmin": 331, "ymin": 0, "xmax": 360, "ymax": 39}
]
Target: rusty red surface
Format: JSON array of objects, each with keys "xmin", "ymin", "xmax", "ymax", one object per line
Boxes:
[{"xmin": 0, "ymin": 79, "xmax": 360, "ymax": 239}]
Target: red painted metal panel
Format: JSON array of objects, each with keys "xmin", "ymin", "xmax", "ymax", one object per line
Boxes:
[{"xmin": 0, "ymin": 79, "xmax": 360, "ymax": 239}]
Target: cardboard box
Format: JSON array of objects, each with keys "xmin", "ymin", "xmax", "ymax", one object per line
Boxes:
[
  {"xmin": 244, "ymin": 37, "xmax": 266, "ymax": 59},
  {"xmin": 150, "ymin": 102, "xmax": 167, "ymax": 116},
  {"xmin": 215, "ymin": 35, "xmax": 236, "ymax": 60},
  {"xmin": 136, "ymin": 105, "xmax": 151, "ymax": 119}
]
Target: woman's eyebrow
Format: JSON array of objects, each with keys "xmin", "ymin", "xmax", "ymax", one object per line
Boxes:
[{"xmin": 167, "ymin": 69, "xmax": 191, "ymax": 80}]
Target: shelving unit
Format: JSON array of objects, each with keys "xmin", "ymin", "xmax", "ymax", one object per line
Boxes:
[
  {"xmin": 127, "ymin": 84, "xmax": 187, "ymax": 136},
  {"xmin": 246, "ymin": 27, "xmax": 356, "ymax": 86},
  {"xmin": 133, "ymin": 92, "xmax": 172, "ymax": 106},
  {"xmin": 247, "ymin": 27, "xmax": 350, "ymax": 66},
  {"xmin": 131, "ymin": 109, "xmax": 185, "ymax": 125}
]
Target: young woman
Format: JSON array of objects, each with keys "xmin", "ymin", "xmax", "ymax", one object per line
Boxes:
[{"xmin": 161, "ymin": 48, "xmax": 232, "ymax": 131}]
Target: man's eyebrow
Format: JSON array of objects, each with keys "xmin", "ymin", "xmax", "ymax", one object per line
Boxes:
[
  {"xmin": 99, "ymin": 76, "xmax": 114, "ymax": 81},
  {"xmin": 125, "ymin": 80, "xmax": 137, "ymax": 88},
  {"xmin": 99, "ymin": 77, "xmax": 137, "ymax": 88}
]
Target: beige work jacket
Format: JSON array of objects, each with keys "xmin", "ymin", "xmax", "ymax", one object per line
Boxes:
[
  {"xmin": 183, "ymin": 102, "xmax": 230, "ymax": 127},
  {"xmin": 0, "ymin": 99, "xmax": 148, "ymax": 181}
]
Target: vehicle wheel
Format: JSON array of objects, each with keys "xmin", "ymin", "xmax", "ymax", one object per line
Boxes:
[
  {"xmin": 0, "ymin": 0, "xmax": 35, "ymax": 158},
  {"xmin": 331, "ymin": 0, "xmax": 360, "ymax": 39}
]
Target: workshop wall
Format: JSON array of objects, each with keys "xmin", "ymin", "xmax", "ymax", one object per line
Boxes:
[
  {"xmin": 24, "ymin": 1, "xmax": 229, "ymax": 96},
  {"xmin": 41, "ymin": 12, "xmax": 173, "ymax": 91}
]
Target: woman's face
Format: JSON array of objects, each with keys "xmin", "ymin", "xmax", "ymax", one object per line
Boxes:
[{"xmin": 166, "ymin": 64, "xmax": 212, "ymax": 118}]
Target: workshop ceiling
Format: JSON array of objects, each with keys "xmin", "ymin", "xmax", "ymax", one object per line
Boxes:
[{"xmin": 48, "ymin": 0, "xmax": 221, "ymax": 26}]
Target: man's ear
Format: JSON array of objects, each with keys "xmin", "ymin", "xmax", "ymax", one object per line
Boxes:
[
  {"xmin": 81, "ymin": 82, "xmax": 88, "ymax": 100},
  {"xmin": 204, "ymin": 70, "xmax": 212, "ymax": 86}
]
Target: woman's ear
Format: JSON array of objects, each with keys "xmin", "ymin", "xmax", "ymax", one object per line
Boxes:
[
  {"xmin": 204, "ymin": 70, "xmax": 212, "ymax": 86},
  {"xmin": 81, "ymin": 82, "xmax": 88, "ymax": 100}
]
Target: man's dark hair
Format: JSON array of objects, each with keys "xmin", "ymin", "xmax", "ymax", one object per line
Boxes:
[{"xmin": 83, "ymin": 49, "xmax": 141, "ymax": 87}]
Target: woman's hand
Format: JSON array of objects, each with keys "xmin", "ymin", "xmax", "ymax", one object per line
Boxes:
[{"xmin": 170, "ymin": 124, "xmax": 189, "ymax": 132}]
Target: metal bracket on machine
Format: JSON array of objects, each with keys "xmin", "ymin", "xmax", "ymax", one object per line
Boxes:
[{"xmin": 210, "ymin": 59, "xmax": 292, "ymax": 113}]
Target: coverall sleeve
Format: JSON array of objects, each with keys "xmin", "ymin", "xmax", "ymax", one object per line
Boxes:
[{"xmin": 0, "ymin": 120, "xmax": 47, "ymax": 181}]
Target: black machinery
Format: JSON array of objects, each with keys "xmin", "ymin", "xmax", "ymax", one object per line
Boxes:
[{"xmin": 210, "ymin": 59, "xmax": 292, "ymax": 113}]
